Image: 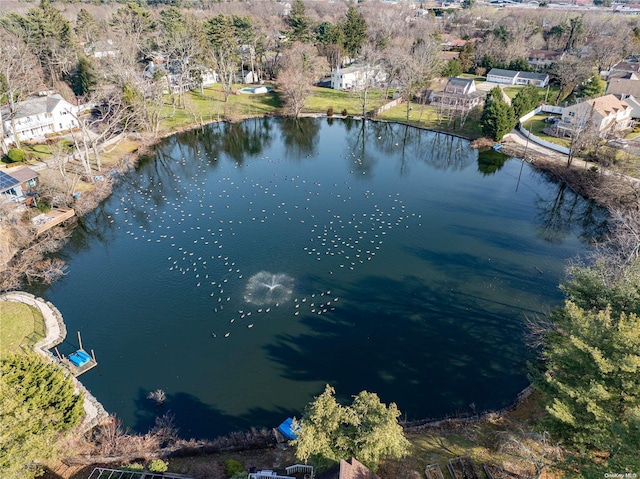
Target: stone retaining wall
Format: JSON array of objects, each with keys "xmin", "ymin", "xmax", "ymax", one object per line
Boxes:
[
  {"xmin": 401, "ymin": 385, "xmax": 535, "ymax": 431},
  {"xmin": 0, "ymin": 292, "xmax": 109, "ymax": 432}
]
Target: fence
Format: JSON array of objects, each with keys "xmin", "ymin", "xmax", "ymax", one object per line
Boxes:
[
  {"xmin": 517, "ymin": 105, "xmax": 571, "ymax": 155},
  {"xmin": 372, "ymin": 98, "xmax": 403, "ymax": 117},
  {"xmin": 285, "ymin": 465, "xmax": 314, "ymax": 477}
]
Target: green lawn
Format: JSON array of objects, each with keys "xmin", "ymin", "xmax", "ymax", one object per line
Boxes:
[
  {"xmin": 301, "ymin": 86, "xmax": 393, "ymax": 116},
  {"xmin": 20, "ymin": 140, "xmax": 74, "ymax": 161},
  {"xmin": 160, "ymin": 85, "xmax": 282, "ymax": 131},
  {"xmin": 523, "ymin": 114, "xmax": 571, "ymax": 148},
  {"xmin": 377, "ymin": 103, "xmax": 484, "ymax": 140},
  {"xmin": 0, "ymin": 301, "xmax": 46, "ymax": 357}
]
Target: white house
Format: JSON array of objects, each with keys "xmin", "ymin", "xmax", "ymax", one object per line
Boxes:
[
  {"xmin": 84, "ymin": 39, "xmax": 119, "ymax": 59},
  {"xmin": 236, "ymin": 69, "xmax": 259, "ymax": 84},
  {"xmin": 557, "ymin": 94, "xmax": 633, "ymax": 137},
  {"xmin": 486, "ymin": 68, "xmax": 549, "ymax": 87},
  {"xmin": 331, "ymin": 64, "xmax": 387, "ymax": 90},
  {"xmin": 1, "ymin": 94, "xmax": 78, "ymax": 147},
  {"xmin": 429, "ymin": 77, "xmax": 485, "ymax": 111}
]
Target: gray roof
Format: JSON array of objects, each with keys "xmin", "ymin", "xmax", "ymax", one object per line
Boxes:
[
  {"xmin": 447, "ymin": 77, "xmax": 474, "ymax": 88},
  {"xmin": 0, "ymin": 94, "xmax": 67, "ymax": 121},
  {"xmin": 8, "ymin": 167, "xmax": 39, "ymax": 183},
  {"xmin": 518, "ymin": 71, "xmax": 549, "ymax": 81},
  {"xmin": 606, "ymin": 78, "xmax": 640, "ymax": 98},
  {"xmin": 335, "ymin": 64, "xmax": 376, "ymax": 74},
  {"xmin": 487, "ymin": 68, "xmax": 519, "ymax": 78}
]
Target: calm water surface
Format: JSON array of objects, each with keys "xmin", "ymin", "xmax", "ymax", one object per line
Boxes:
[{"xmin": 38, "ymin": 118, "xmax": 605, "ymax": 439}]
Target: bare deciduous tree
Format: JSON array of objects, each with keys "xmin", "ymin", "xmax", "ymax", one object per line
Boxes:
[
  {"xmin": 395, "ymin": 38, "xmax": 442, "ymax": 121},
  {"xmin": 0, "ymin": 29, "xmax": 45, "ymax": 152},
  {"xmin": 277, "ymin": 42, "xmax": 327, "ymax": 117},
  {"xmin": 549, "ymin": 55, "xmax": 591, "ymax": 104}
]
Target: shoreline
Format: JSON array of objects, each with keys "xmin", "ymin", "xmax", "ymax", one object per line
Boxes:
[
  {"xmin": 1, "ymin": 113, "xmax": 634, "ymax": 444},
  {"xmin": 0, "ymin": 291, "xmax": 109, "ymax": 432}
]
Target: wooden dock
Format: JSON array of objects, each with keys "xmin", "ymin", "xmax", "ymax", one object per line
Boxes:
[
  {"xmin": 34, "ymin": 207, "xmax": 75, "ymax": 235},
  {"xmin": 64, "ymin": 348, "xmax": 98, "ymax": 376},
  {"xmin": 447, "ymin": 456, "xmax": 481, "ymax": 479},
  {"xmin": 55, "ymin": 332, "xmax": 98, "ymax": 377}
]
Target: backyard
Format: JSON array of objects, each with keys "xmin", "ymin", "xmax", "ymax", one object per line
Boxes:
[
  {"xmin": 522, "ymin": 114, "xmax": 571, "ymax": 148},
  {"xmin": 0, "ymin": 300, "xmax": 45, "ymax": 357}
]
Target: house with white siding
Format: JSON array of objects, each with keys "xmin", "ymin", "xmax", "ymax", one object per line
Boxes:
[
  {"xmin": 486, "ymin": 68, "xmax": 549, "ymax": 87},
  {"xmin": 429, "ymin": 77, "xmax": 485, "ymax": 110},
  {"xmin": 330, "ymin": 64, "xmax": 387, "ymax": 90},
  {"xmin": 1, "ymin": 94, "xmax": 78, "ymax": 147}
]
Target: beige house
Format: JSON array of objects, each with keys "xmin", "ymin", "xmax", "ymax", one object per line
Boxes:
[{"xmin": 557, "ymin": 94, "xmax": 633, "ymax": 137}]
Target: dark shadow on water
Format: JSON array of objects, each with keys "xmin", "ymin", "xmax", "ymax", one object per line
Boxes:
[
  {"xmin": 133, "ymin": 389, "xmax": 296, "ymax": 439},
  {"xmin": 264, "ymin": 274, "xmax": 531, "ymax": 422}
]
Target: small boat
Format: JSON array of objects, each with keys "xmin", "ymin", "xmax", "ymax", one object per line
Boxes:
[{"xmin": 492, "ymin": 144, "xmax": 503, "ymax": 151}]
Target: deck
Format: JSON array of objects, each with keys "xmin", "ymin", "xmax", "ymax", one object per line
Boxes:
[
  {"xmin": 87, "ymin": 467, "xmax": 194, "ymax": 479},
  {"xmin": 33, "ymin": 207, "xmax": 75, "ymax": 235},
  {"xmin": 447, "ymin": 456, "xmax": 481, "ymax": 479},
  {"xmin": 483, "ymin": 463, "xmax": 526, "ymax": 479},
  {"xmin": 64, "ymin": 348, "xmax": 98, "ymax": 376}
]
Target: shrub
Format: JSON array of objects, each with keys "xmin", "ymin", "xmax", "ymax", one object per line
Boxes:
[
  {"xmin": 148, "ymin": 459, "xmax": 168, "ymax": 473},
  {"xmin": 36, "ymin": 202, "xmax": 51, "ymax": 213},
  {"xmin": 341, "ymin": 108, "xmax": 348, "ymax": 116},
  {"xmin": 327, "ymin": 106, "xmax": 334, "ymax": 117},
  {"xmin": 224, "ymin": 459, "xmax": 245, "ymax": 477},
  {"xmin": 123, "ymin": 463, "xmax": 144, "ymax": 471},
  {"xmin": 231, "ymin": 472, "xmax": 249, "ymax": 479},
  {"xmin": 6, "ymin": 148, "xmax": 26, "ymax": 163}
]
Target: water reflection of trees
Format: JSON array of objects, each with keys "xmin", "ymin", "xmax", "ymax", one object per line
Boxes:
[
  {"xmin": 278, "ymin": 117, "xmax": 321, "ymax": 158},
  {"xmin": 536, "ymin": 180, "xmax": 608, "ymax": 243},
  {"xmin": 370, "ymin": 122, "xmax": 475, "ymax": 173},
  {"xmin": 178, "ymin": 118, "xmax": 274, "ymax": 166},
  {"xmin": 477, "ymin": 150, "xmax": 508, "ymax": 176},
  {"xmin": 342, "ymin": 121, "xmax": 476, "ymax": 176}
]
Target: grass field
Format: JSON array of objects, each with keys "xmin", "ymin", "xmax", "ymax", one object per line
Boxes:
[
  {"xmin": 523, "ymin": 115, "xmax": 571, "ymax": 148},
  {"xmin": 160, "ymin": 86, "xmax": 282, "ymax": 131},
  {"xmin": 377, "ymin": 103, "xmax": 484, "ymax": 140},
  {"xmin": 0, "ymin": 301, "xmax": 45, "ymax": 357},
  {"xmin": 301, "ymin": 86, "xmax": 393, "ymax": 116}
]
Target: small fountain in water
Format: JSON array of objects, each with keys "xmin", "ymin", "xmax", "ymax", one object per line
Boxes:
[{"xmin": 244, "ymin": 271, "xmax": 294, "ymax": 305}]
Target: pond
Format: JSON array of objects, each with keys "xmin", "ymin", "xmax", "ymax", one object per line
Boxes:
[{"xmin": 37, "ymin": 117, "xmax": 606, "ymax": 439}]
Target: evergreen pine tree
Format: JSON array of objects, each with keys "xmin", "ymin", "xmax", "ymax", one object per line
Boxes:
[
  {"xmin": 286, "ymin": 0, "xmax": 312, "ymax": 43},
  {"xmin": 0, "ymin": 353, "xmax": 84, "ymax": 479},
  {"xmin": 481, "ymin": 87, "xmax": 515, "ymax": 140},
  {"xmin": 341, "ymin": 4, "xmax": 367, "ymax": 58}
]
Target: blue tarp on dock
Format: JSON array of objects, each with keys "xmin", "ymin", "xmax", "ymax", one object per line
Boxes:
[
  {"xmin": 68, "ymin": 350, "xmax": 91, "ymax": 367},
  {"xmin": 277, "ymin": 417, "xmax": 298, "ymax": 440}
]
